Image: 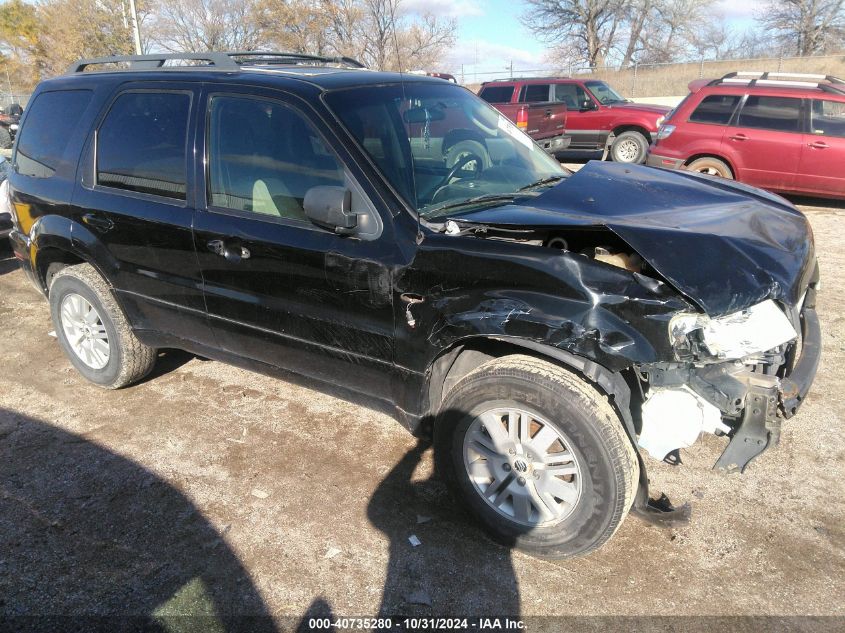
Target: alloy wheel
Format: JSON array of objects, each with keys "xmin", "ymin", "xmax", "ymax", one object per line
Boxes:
[{"xmin": 60, "ymin": 293, "xmax": 111, "ymax": 370}]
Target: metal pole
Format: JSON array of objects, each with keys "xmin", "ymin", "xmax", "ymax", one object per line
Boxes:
[
  {"xmin": 632, "ymin": 62, "xmax": 638, "ymax": 98},
  {"xmin": 128, "ymin": 0, "xmax": 142, "ymax": 55},
  {"xmin": 699, "ymin": 57, "xmax": 704, "ymax": 79}
]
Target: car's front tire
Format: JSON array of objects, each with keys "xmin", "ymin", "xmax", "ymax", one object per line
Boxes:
[
  {"xmin": 686, "ymin": 157, "xmax": 734, "ymax": 179},
  {"xmin": 50, "ymin": 263, "xmax": 156, "ymax": 389},
  {"xmin": 434, "ymin": 355, "xmax": 639, "ymax": 559}
]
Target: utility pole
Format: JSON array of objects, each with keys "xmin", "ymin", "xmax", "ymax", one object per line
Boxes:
[
  {"xmin": 128, "ymin": 0, "xmax": 142, "ymax": 55},
  {"xmin": 509, "ymin": 60, "xmax": 513, "ymax": 79}
]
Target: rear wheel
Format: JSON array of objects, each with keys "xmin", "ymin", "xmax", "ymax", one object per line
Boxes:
[
  {"xmin": 434, "ymin": 355, "xmax": 639, "ymax": 559},
  {"xmin": 609, "ymin": 130, "xmax": 648, "ymax": 164},
  {"xmin": 50, "ymin": 263, "xmax": 156, "ymax": 388},
  {"xmin": 686, "ymin": 157, "xmax": 733, "ymax": 179}
]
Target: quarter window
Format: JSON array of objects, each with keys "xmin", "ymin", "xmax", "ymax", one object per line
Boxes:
[
  {"xmin": 688, "ymin": 95, "xmax": 741, "ymax": 124},
  {"xmin": 207, "ymin": 96, "xmax": 345, "ymax": 222},
  {"xmin": 97, "ymin": 92, "xmax": 190, "ymax": 200},
  {"xmin": 810, "ymin": 99, "xmax": 845, "ymax": 138},
  {"xmin": 519, "ymin": 84, "xmax": 551, "ymax": 103},
  {"xmin": 736, "ymin": 96, "xmax": 801, "ymax": 133},
  {"xmin": 15, "ymin": 90, "xmax": 92, "ymax": 178}
]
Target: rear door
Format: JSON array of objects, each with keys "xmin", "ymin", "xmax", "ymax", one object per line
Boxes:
[
  {"xmin": 192, "ymin": 87, "xmax": 398, "ymax": 398},
  {"xmin": 552, "ymin": 82, "xmax": 603, "ymax": 149},
  {"xmin": 71, "ymin": 82, "xmax": 215, "ymax": 347},
  {"xmin": 798, "ymin": 98, "xmax": 845, "ymax": 197},
  {"xmin": 725, "ymin": 94, "xmax": 804, "ymax": 191}
]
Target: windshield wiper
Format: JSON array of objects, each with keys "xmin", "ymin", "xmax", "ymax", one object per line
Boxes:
[
  {"xmin": 518, "ymin": 175, "xmax": 566, "ymax": 191},
  {"xmin": 421, "ymin": 193, "xmax": 519, "ymax": 218}
]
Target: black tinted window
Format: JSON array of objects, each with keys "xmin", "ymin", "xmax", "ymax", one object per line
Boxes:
[
  {"xmin": 737, "ymin": 96, "xmax": 801, "ymax": 132},
  {"xmin": 519, "ymin": 84, "xmax": 551, "ymax": 103},
  {"xmin": 689, "ymin": 94, "xmax": 741, "ymax": 124},
  {"xmin": 97, "ymin": 92, "xmax": 190, "ymax": 200},
  {"xmin": 15, "ymin": 90, "xmax": 92, "ymax": 178},
  {"xmin": 811, "ymin": 99, "xmax": 845, "ymax": 137},
  {"xmin": 479, "ymin": 86, "xmax": 514, "ymax": 103},
  {"xmin": 207, "ymin": 96, "xmax": 344, "ymax": 222}
]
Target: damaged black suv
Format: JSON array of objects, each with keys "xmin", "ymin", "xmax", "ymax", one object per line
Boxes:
[{"xmin": 7, "ymin": 52, "xmax": 821, "ymax": 559}]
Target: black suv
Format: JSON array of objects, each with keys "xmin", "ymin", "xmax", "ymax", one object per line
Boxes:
[{"xmin": 7, "ymin": 52, "xmax": 821, "ymax": 559}]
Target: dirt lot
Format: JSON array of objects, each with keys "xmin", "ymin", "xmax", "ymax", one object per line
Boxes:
[{"xmin": 1, "ymin": 194, "xmax": 843, "ymax": 628}]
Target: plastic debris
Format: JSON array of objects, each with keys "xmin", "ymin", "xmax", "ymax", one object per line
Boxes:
[
  {"xmin": 251, "ymin": 489, "xmax": 270, "ymax": 499},
  {"xmin": 48, "ymin": 331, "xmax": 57, "ymax": 338},
  {"xmin": 416, "ymin": 515, "xmax": 432, "ymax": 524},
  {"xmin": 325, "ymin": 547, "xmax": 341, "ymax": 559},
  {"xmin": 408, "ymin": 534, "xmax": 421, "ymax": 547}
]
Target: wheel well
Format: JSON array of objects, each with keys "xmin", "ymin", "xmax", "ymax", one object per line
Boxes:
[
  {"xmin": 427, "ymin": 339, "xmax": 637, "ymax": 436},
  {"xmin": 683, "ymin": 153, "xmax": 735, "ymax": 176},
  {"xmin": 36, "ymin": 248, "xmax": 85, "ymax": 294},
  {"xmin": 611, "ymin": 125, "xmax": 651, "ymax": 143}
]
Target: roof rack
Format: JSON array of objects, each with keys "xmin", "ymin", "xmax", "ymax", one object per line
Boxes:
[
  {"xmin": 708, "ymin": 71, "xmax": 845, "ymax": 95},
  {"xmin": 66, "ymin": 51, "xmax": 366, "ymax": 75}
]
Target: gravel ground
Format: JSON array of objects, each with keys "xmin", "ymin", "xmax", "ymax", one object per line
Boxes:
[{"xmin": 0, "ymin": 191, "xmax": 843, "ymax": 627}]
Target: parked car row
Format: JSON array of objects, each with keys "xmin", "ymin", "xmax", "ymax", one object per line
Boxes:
[{"xmin": 477, "ymin": 71, "xmax": 845, "ymax": 200}]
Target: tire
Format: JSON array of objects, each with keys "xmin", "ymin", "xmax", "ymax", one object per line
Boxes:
[
  {"xmin": 434, "ymin": 354, "xmax": 639, "ymax": 559},
  {"xmin": 609, "ymin": 130, "xmax": 648, "ymax": 164},
  {"xmin": 49, "ymin": 263, "xmax": 156, "ymax": 389},
  {"xmin": 0, "ymin": 126, "xmax": 11, "ymax": 150},
  {"xmin": 444, "ymin": 139, "xmax": 491, "ymax": 171},
  {"xmin": 686, "ymin": 157, "xmax": 734, "ymax": 179}
]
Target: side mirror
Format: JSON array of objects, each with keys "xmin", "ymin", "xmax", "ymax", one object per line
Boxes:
[
  {"xmin": 304, "ymin": 186, "xmax": 358, "ymax": 235},
  {"xmin": 580, "ymin": 100, "xmax": 597, "ymax": 111}
]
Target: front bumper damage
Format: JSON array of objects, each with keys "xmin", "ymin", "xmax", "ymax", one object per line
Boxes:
[{"xmin": 639, "ymin": 285, "xmax": 821, "ymax": 475}]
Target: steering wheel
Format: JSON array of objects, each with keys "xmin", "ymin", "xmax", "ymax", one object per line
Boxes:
[{"xmin": 437, "ymin": 152, "xmax": 484, "ymax": 190}]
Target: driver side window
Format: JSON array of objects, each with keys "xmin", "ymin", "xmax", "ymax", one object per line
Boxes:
[
  {"xmin": 553, "ymin": 84, "xmax": 588, "ymax": 109},
  {"xmin": 207, "ymin": 95, "xmax": 345, "ymax": 223}
]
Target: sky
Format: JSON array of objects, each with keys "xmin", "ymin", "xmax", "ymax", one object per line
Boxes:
[{"xmin": 406, "ymin": 0, "xmax": 768, "ymax": 81}]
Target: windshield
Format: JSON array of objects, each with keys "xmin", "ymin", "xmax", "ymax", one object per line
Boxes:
[
  {"xmin": 324, "ymin": 82, "xmax": 565, "ymax": 219},
  {"xmin": 585, "ymin": 81, "xmax": 627, "ymax": 104}
]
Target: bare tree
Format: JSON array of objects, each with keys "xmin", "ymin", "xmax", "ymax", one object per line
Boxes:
[
  {"xmin": 757, "ymin": 0, "xmax": 845, "ymax": 55},
  {"xmin": 521, "ymin": 0, "xmax": 625, "ymax": 68},
  {"xmin": 151, "ymin": 0, "xmax": 264, "ymax": 52}
]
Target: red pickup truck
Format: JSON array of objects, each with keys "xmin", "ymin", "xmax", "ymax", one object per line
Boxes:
[
  {"xmin": 479, "ymin": 78, "xmax": 670, "ymax": 163},
  {"xmin": 476, "ymin": 81, "xmax": 570, "ymax": 154}
]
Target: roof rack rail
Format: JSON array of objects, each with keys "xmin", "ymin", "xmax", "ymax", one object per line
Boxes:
[
  {"xmin": 707, "ymin": 71, "xmax": 845, "ymax": 95},
  {"xmin": 485, "ymin": 76, "xmax": 568, "ymax": 83},
  {"xmin": 66, "ymin": 51, "xmax": 366, "ymax": 75}
]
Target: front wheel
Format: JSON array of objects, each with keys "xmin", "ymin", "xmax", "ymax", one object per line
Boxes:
[
  {"xmin": 609, "ymin": 130, "xmax": 648, "ymax": 164},
  {"xmin": 686, "ymin": 157, "xmax": 734, "ymax": 179},
  {"xmin": 434, "ymin": 355, "xmax": 639, "ymax": 559}
]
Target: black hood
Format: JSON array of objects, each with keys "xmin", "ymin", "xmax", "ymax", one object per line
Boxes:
[{"xmin": 451, "ymin": 162, "xmax": 816, "ymax": 316}]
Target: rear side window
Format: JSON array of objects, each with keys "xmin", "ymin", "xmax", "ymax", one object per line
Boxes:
[
  {"xmin": 97, "ymin": 91, "xmax": 190, "ymax": 200},
  {"xmin": 479, "ymin": 86, "xmax": 515, "ymax": 103},
  {"xmin": 810, "ymin": 99, "xmax": 845, "ymax": 137},
  {"xmin": 15, "ymin": 90, "xmax": 92, "ymax": 178},
  {"xmin": 736, "ymin": 96, "xmax": 801, "ymax": 133},
  {"xmin": 519, "ymin": 84, "xmax": 551, "ymax": 103},
  {"xmin": 688, "ymin": 94, "xmax": 741, "ymax": 124}
]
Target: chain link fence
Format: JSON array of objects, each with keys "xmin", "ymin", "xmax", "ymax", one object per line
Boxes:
[
  {"xmin": 0, "ymin": 93, "xmax": 30, "ymax": 111},
  {"xmin": 456, "ymin": 52, "xmax": 845, "ymax": 99}
]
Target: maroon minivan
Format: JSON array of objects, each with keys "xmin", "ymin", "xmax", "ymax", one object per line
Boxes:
[{"xmin": 648, "ymin": 72, "xmax": 845, "ymax": 199}]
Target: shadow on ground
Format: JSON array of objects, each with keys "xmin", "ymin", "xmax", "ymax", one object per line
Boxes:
[{"xmin": 0, "ymin": 407, "xmax": 277, "ymax": 631}]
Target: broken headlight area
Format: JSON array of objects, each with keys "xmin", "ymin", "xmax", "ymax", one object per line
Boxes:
[{"xmin": 638, "ymin": 299, "xmax": 803, "ymax": 472}]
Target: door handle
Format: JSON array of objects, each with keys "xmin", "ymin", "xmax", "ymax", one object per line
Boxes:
[
  {"xmin": 808, "ymin": 141, "xmax": 829, "ymax": 149},
  {"xmin": 82, "ymin": 213, "xmax": 114, "ymax": 233},
  {"xmin": 207, "ymin": 239, "xmax": 250, "ymax": 262},
  {"xmin": 729, "ymin": 133, "xmax": 748, "ymax": 141},
  {"xmin": 545, "ymin": 108, "xmax": 552, "ymax": 117}
]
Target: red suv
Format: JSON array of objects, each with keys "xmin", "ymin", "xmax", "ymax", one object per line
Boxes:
[
  {"xmin": 479, "ymin": 78, "xmax": 670, "ymax": 163},
  {"xmin": 648, "ymin": 72, "xmax": 845, "ymax": 199}
]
